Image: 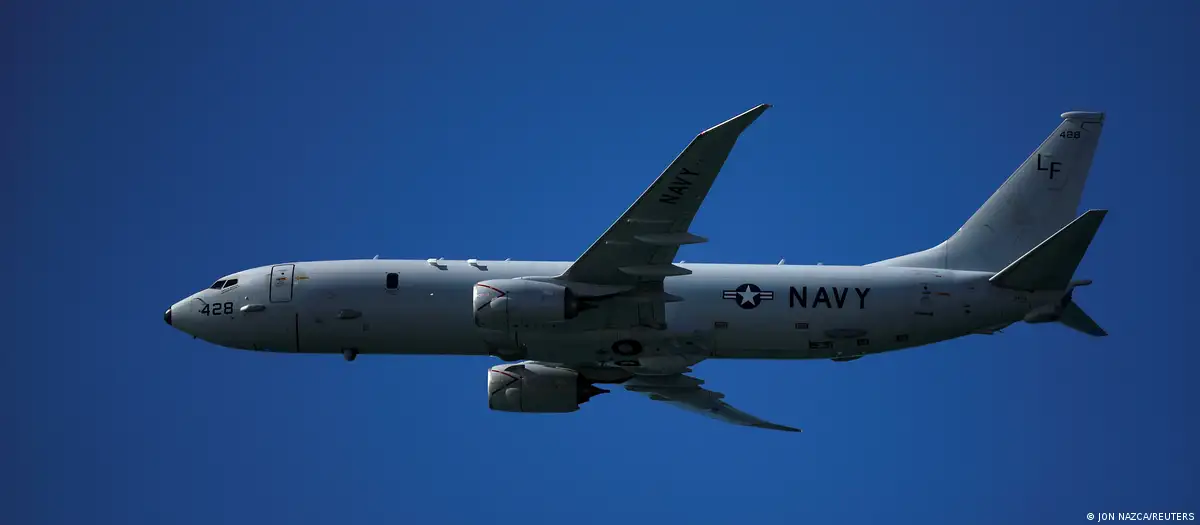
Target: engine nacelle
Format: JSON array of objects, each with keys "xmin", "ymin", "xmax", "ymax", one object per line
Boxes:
[
  {"xmin": 487, "ymin": 362, "xmax": 607, "ymax": 413},
  {"xmin": 473, "ymin": 279, "xmax": 580, "ymax": 331}
]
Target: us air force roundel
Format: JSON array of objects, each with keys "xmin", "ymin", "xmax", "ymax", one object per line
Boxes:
[{"xmin": 722, "ymin": 283, "xmax": 775, "ymax": 309}]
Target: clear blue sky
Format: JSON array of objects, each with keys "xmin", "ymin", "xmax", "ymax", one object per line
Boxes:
[{"xmin": 4, "ymin": 1, "xmax": 1197, "ymax": 523}]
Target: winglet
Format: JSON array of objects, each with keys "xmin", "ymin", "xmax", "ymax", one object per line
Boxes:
[
  {"xmin": 754, "ymin": 421, "xmax": 802, "ymax": 433},
  {"xmin": 700, "ymin": 104, "xmax": 771, "ymax": 136}
]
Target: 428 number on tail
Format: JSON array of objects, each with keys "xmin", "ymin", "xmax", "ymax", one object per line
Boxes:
[
  {"xmin": 201, "ymin": 302, "xmax": 235, "ymax": 316},
  {"xmin": 1060, "ymin": 130, "xmax": 1081, "ymax": 139}
]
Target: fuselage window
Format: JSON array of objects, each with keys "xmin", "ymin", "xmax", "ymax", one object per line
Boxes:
[
  {"xmin": 210, "ymin": 280, "xmax": 226, "ymax": 290},
  {"xmin": 385, "ymin": 273, "xmax": 399, "ymax": 289},
  {"xmin": 222, "ymin": 279, "xmax": 239, "ymax": 288}
]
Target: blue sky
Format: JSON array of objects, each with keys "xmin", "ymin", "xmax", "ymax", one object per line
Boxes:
[{"xmin": 3, "ymin": 1, "xmax": 1198, "ymax": 523}]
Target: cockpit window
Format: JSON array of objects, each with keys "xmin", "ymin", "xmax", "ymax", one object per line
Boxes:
[
  {"xmin": 210, "ymin": 280, "xmax": 226, "ymax": 289},
  {"xmin": 222, "ymin": 278, "xmax": 239, "ymax": 288}
]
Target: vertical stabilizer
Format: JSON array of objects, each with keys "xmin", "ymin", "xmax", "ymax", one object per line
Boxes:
[{"xmin": 871, "ymin": 111, "xmax": 1105, "ymax": 271}]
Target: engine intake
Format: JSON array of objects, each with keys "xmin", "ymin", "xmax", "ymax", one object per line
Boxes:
[
  {"xmin": 473, "ymin": 279, "xmax": 580, "ymax": 331},
  {"xmin": 487, "ymin": 362, "xmax": 608, "ymax": 413}
]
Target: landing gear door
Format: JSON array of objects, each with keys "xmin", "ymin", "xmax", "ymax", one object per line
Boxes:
[{"xmin": 270, "ymin": 264, "xmax": 295, "ymax": 303}]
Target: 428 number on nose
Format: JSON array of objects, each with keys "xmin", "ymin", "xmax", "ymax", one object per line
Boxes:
[{"xmin": 201, "ymin": 302, "xmax": 235, "ymax": 316}]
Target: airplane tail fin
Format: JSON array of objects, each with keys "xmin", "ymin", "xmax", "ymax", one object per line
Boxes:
[
  {"xmin": 870, "ymin": 111, "xmax": 1106, "ymax": 272},
  {"xmin": 989, "ymin": 209, "xmax": 1109, "ymax": 337}
]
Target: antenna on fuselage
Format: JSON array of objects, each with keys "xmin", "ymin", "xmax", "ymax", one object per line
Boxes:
[
  {"xmin": 372, "ymin": 255, "xmax": 379, "ymax": 260},
  {"xmin": 777, "ymin": 258, "xmax": 785, "ymax": 265}
]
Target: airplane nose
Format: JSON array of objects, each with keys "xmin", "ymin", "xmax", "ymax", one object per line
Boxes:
[{"xmin": 164, "ymin": 308, "xmax": 172, "ymax": 326}]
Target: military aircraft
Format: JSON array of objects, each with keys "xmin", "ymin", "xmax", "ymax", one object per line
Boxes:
[{"xmin": 165, "ymin": 104, "xmax": 1108, "ymax": 432}]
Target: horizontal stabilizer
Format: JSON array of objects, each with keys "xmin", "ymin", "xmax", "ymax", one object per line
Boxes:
[
  {"xmin": 1059, "ymin": 301, "xmax": 1108, "ymax": 337},
  {"xmin": 990, "ymin": 209, "xmax": 1107, "ymax": 292}
]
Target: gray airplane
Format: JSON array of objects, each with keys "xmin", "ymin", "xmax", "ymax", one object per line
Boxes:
[{"xmin": 165, "ymin": 105, "xmax": 1108, "ymax": 432}]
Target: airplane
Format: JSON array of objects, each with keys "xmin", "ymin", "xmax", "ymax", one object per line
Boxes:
[{"xmin": 164, "ymin": 104, "xmax": 1108, "ymax": 433}]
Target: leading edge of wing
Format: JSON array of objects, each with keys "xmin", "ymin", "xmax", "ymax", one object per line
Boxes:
[{"xmin": 623, "ymin": 374, "xmax": 801, "ymax": 433}]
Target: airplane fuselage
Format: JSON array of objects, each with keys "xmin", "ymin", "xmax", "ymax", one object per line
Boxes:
[
  {"xmin": 162, "ymin": 106, "xmax": 1106, "ymax": 432},
  {"xmin": 168, "ymin": 259, "xmax": 1047, "ymax": 363}
]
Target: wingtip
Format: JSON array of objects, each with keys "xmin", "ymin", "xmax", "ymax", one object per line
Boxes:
[
  {"xmin": 729, "ymin": 103, "xmax": 772, "ymax": 121},
  {"xmin": 700, "ymin": 104, "xmax": 772, "ymax": 135},
  {"xmin": 753, "ymin": 422, "xmax": 802, "ymax": 433},
  {"xmin": 1081, "ymin": 209, "xmax": 1109, "ymax": 225}
]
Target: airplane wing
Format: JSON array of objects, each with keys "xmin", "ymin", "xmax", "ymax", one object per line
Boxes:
[
  {"xmin": 559, "ymin": 104, "xmax": 771, "ymax": 286},
  {"xmin": 622, "ymin": 373, "xmax": 801, "ymax": 433}
]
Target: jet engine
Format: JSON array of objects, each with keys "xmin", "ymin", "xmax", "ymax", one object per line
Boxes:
[
  {"xmin": 473, "ymin": 279, "xmax": 581, "ymax": 330},
  {"xmin": 487, "ymin": 362, "xmax": 608, "ymax": 413}
]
